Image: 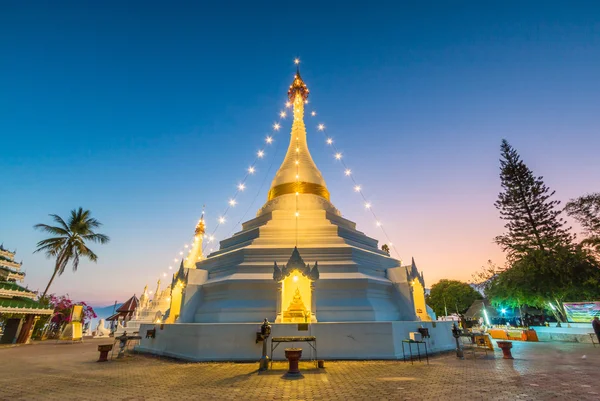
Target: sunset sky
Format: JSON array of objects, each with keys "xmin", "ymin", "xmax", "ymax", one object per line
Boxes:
[{"xmin": 1, "ymin": 2, "xmax": 599, "ymax": 305}]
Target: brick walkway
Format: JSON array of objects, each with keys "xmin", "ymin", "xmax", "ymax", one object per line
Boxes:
[{"xmin": 1, "ymin": 339, "xmax": 599, "ymax": 400}]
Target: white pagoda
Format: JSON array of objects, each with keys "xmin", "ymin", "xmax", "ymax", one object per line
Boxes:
[{"xmin": 139, "ymin": 68, "xmax": 454, "ymax": 360}]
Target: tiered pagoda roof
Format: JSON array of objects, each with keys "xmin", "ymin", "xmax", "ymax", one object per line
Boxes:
[
  {"xmin": 0, "ymin": 244, "xmax": 25, "ymax": 282},
  {"xmin": 0, "ymin": 245, "xmax": 53, "ymax": 316}
]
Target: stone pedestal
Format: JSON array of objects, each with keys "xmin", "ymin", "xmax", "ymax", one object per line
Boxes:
[
  {"xmin": 497, "ymin": 341, "xmax": 513, "ymax": 359},
  {"xmin": 284, "ymin": 348, "xmax": 302, "ymax": 375},
  {"xmin": 97, "ymin": 344, "xmax": 113, "ymax": 362}
]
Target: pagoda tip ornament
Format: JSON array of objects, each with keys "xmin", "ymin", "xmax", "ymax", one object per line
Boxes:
[
  {"xmin": 288, "ymin": 67, "xmax": 309, "ymax": 102},
  {"xmin": 195, "ymin": 208, "xmax": 206, "ymax": 236}
]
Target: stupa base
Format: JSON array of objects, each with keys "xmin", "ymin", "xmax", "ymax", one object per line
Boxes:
[{"xmin": 136, "ymin": 321, "xmax": 455, "ymax": 361}]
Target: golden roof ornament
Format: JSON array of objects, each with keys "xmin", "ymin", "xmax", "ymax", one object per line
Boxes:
[
  {"xmin": 195, "ymin": 208, "xmax": 206, "ymax": 236},
  {"xmin": 288, "ymin": 66, "xmax": 309, "ymax": 102}
]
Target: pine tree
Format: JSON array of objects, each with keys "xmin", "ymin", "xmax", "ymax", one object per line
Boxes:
[{"xmin": 494, "ymin": 139, "xmax": 573, "ymax": 258}]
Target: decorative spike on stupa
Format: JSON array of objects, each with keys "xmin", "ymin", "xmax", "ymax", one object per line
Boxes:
[
  {"xmin": 184, "ymin": 207, "xmax": 205, "ymax": 269},
  {"xmin": 288, "ymin": 67, "xmax": 309, "ymax": 102},
  {"xmin": 172, "ymin": 259, "xmax": 186, "ymax": 289}
]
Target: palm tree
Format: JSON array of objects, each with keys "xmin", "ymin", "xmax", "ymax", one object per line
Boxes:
[{"xmin": 34, "ymin": 207, "xmax": 110, "ymax": 298}]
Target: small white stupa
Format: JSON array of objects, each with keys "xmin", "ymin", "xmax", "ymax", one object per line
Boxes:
[
  {"xmin": 114, "ymin": 281, "xmax": 170, "ymax": 335},
  {"xmin": 139, "ymin": 67, "xmax": 454, "ymax": 360}
]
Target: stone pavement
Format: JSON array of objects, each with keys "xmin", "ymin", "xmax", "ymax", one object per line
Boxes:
[{"xmin": 0, "ymin": 338, "xmax": 599, "ymax": 400}]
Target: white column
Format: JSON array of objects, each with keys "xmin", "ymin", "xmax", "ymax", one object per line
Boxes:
[
  {"xmin": 275, "ymin": 281, "xmax": 283, "ymax": 323},
  {"xmin": 310, "ymin": 281, "xmax": 317, "ymax": 322}
]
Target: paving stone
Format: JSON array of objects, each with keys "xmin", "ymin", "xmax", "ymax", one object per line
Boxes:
[{"xmin": 0, "ymin": 340, "xmax": 599, "ymax": 400}]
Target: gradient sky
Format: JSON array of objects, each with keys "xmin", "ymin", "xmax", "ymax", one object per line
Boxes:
[{"xmin": 1, "ymin": 1, "xmax": 599, "ymax": 306}]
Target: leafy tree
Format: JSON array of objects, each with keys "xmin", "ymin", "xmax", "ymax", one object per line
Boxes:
[
  {"xmin": 471, "ymin": 259, "xmax": 505, "ymax": 295},
  {"xmin": 34, "ymin": 208, "xmax": 110, "ymax": 297},
  {"xmin": 565, "ymin": 193, "xmax": 600, "ymax": 257},
  {"xmin": 426, "ymin": 279, "xmax": 482, "ymax": 317},
  {"xmin": 494, "ymin": 139, "xmax": 573, "ymax": 259},
  {"xmin": 490, "ymin": 141, "xmax": 600, "ymax": 323},
  {"xmin": 487, "ymin": 246, "xmax": 600, "ymax": 322}
]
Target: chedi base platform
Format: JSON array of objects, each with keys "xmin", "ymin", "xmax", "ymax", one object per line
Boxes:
[{"xmin": 137, "ymin": 321, "xmax": 455, "ymax": 361}]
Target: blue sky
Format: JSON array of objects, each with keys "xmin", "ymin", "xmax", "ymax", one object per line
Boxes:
[{"xmin": 1, "ymin": 1, "xmax": 599, "ymax": 305}]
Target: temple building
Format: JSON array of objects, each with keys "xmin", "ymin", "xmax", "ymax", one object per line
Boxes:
[
  {"xmin": 139, "ymin": 68, "xmax": 454, "ymax": 360},
  {"xmin": 0, "ymin": 245, "xmax": 53, "ymax": 344},
  {"xmin": 106, "ymin": 294, "xmax": 139, "ymax": 330}
]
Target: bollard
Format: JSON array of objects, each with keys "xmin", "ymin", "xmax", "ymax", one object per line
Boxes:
[{"xmin": 97, "ymin": 344, "xmax": 113, "ymax": 362}]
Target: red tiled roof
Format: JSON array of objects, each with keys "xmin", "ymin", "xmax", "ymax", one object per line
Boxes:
[
  {"xmin": 116, "ymin": 295, "xmax": 138, "ymax": 313},
  {"xmin": 106, "ymin": 312, "xmax": 121, "ymax": 321}
]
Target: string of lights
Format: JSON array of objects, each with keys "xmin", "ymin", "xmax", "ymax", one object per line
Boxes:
[
  {"xmin": 310, "ymin": 109, "xmax": 402, "ymax": 262},
  {"xmin": 151, "ymin": 102, "xmax": 293, "ymax": 285},
  {"xmin": 201, "ymin": 113, "xmax": 288, "ymax": 254},
  {"xmin": 228, "ymin": 132, "xmax": 284, "ymax": 237},
  {"xmin": 151, "ymin": 59, "xmax": 402, "ymax": 288}
]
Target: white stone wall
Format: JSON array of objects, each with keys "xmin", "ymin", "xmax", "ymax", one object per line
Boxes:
[{"xmin": 137, "ymin": 321, "xmax": 455, "ymax": 361}]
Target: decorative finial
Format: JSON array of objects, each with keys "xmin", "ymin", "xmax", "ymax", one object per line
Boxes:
[
  {"xmin": 195, "ymin": 208, "xmax": 206, "ymax": 236},
  {"xmin": 288, "ymin": 62, "xmax": 309, "ymax": 102}
]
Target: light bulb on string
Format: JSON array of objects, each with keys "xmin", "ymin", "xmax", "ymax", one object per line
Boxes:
[
  {"xmin": 266, "ymin": 136, "xmax": 273, "ymax": 144},
  {"xmin": 311, "ymin": 98, "xmax": 402, "ymax": 260},
  {"xmin": 168, "ymin": 266, "xmax": 173, "ymax": 270},
  {"xmin": 273, "ymin": 123, "xmax": 281, "ymax": 131},
  {"xmin": 311, "ymin": 111, "xmax": 316, "ymax": 116},
  {"xmin": 228, "ymin": 199, "xmax": 237, "ymax": 207},
  {"xmin": 238, "ymin": 183, "xmax": 246, "ymax": 191},
  {"xmin": 280, "ymin": 111, "xmax": 287, "ymax": 118},
  {"xmin": 248, "ymin": 166, "xmax": 255, "ymax": 174},
  {"xmin": 257, "ymin": 150, "xmax": 265, "ymax": 158},
  {"xmin": 294, "ymin": 58, "xmax": 300, "ymax": 65},
  {"xmin": 218, "ymin": 216, "xmax": 226, "ymax": 224},
  {"xmin": 285, "ymin": 101, "xmax": 292, "ymax": 108}
]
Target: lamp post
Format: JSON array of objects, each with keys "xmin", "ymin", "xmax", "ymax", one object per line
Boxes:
[{"xmin": 451, "ymin": 323, "xmax": 464, "ymax": 359}]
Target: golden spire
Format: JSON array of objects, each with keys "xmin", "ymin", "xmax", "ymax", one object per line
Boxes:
[
  {"xmin": 267, "ymin": 63, "xmax": 329, "ymax": 202},
  {"xmin": 195, "ymin": 206, "xmax": 206, "ymax": 236},
  {"xmin": 185, "ymin": 206, "xmax": 205, "ymax": 269}
]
